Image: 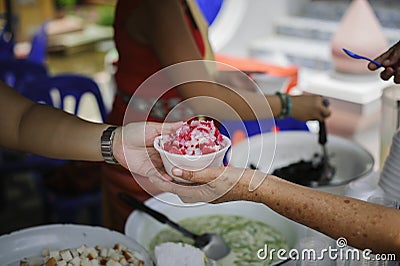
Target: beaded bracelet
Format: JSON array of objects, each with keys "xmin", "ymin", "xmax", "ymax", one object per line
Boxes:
[
  {"xmin": 286, "ymin": 93, "xmax": 292, "ymax": 117},
  {"xmin": 275, "ymin": 92, "xmax": 292, "ymax": 119}
]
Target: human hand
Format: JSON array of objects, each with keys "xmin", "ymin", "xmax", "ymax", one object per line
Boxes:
[
  {"xmin": 368, "ymin": 41, "xmax": 400, "ymax": 83},
  {"xmin": 290, "ymin": 95, "xmax": 331, "ymax": 122},
  {"xmin": 112, "ymin": 121, "xmax": 182, "ymax": 179},
  {"xmin": 149, "ymin": 166, "xmax": 266, "ymax": 203}
]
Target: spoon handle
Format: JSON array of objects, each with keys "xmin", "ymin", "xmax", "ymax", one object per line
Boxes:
[
  {"xmin": 342, "ymin": 48, "xmax": 384, "ymax": 68},
  {"xmin": 118, "ymin": 193, "xmax": 198, "ymax": 239},
  {"xmin": 318, "ymin": 98, "xmax": 329, "ymax": 145},
  {"xmin": 318, "ymin": 121, "xmax": 327, "ymax": 145},
  {"xmin": 366, "ymin": 58, "xmax": 384, "ymax": 68}
]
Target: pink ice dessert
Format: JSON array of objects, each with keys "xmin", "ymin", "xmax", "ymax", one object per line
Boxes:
[
  {"xmin": 154, "ymin": 119, "xmax": 231, "ymax": 181},
  {"xmin": 160, "ymin": 120, "xmax": 224, "ymax": 156}
]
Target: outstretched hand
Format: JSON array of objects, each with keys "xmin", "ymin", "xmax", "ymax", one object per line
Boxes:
[
  {"xmin": 290, "ymin": 95, "xmax": 331, "ymax": 122},
  {"xmin": 368, "ymin": 41, "xmax": 400, "ymax": 83},
  {"xmin": 113, "ymin": 121, "xmax": 182, "ymax": 179},
  {"xmin": 149, "ymin": 166, "xmax": 266, "ymax": 203}
]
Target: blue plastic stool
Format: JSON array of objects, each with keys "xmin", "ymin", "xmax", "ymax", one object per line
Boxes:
[
  {"xmin": 0, "ymin": 23, "xmax": 14, "ymax": 61},
  {"xmin": 196, "ymin": 0, "xmax": 223, "ymax": 25},
  {"xmin": 26, "ymin": 21, "xmax": 48, "ymax": 65},
  {"xmin": 23, "ymin": 73, "xmax": 108, "ymax": 122}
]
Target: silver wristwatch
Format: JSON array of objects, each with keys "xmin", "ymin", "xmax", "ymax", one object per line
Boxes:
[{"xmin": 101, "ymin": 126, "xmax": 119, "ymax": 165}]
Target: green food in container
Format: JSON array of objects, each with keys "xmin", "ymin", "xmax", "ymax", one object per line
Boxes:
[{"xmin": 149, "ymin": 214, "xmax": 289, "ymax": 266}]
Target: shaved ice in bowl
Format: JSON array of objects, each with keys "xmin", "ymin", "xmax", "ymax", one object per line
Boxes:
[{"xmin": 154, "ymin": 119, "xmax": 231, "ymax": 182}]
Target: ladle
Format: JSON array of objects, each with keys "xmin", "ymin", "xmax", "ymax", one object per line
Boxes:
[
  {"xmin": 118, "ymin": 193, "xmax": 230, "ymax": 261},
  {"xmin": 318, "ymin": 98, "xmax": 336, "ymax": 185}
]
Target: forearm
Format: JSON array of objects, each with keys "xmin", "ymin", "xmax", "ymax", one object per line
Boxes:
[
  {"xmin": 250, "ymin": 174, "xmax": 400, "ymax": 255},
  {"xmin": 17, "ymin": 103, "xmax": 109, "ymax": 161},
  {"xmin": 176, "ymin": 82, "xmax": 281, "ymax": 120},
  {"xmin": 138, "ymin": 0, "xmax": 283, "ymax": 121},
  {"xmin": 0, "ymin": 80, "xmax": 110, "ymax": 161}
]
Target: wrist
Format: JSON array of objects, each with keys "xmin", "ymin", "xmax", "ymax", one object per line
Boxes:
[
  {"xmin": 241, "ymin": 169, "xmax": 268, "ymax": 203},
  {"xmin": 275, "ymin": 92, "xmax": 292, "ymax": 119},
  {"xmin": 112, "ymin": 126, "xmax": 124, "ymax": 165}
]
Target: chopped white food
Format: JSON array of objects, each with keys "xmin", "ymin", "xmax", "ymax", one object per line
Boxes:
[
  {"xmin": 19, "ymin": 243, "xmax": 145, "ymax": 266},
  {"xmin": 155, "ymin": 242, "xmax": 206, "ymax": 266},
  {"xmin": 60, "ymin": 249, "xmax": 73, "ymax": 261},
  {"xmin": 77, "ymin": 244, "xmax": 87, "ymax": 255},
  {"xmin": 49, "ymin": 250, "xmax": 60, "ymax": 260},
  {"xmin": 58, "ymin": 261, "xmax": 67, "ymax": 266}
]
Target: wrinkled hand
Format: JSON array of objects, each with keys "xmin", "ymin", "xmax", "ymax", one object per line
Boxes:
[
  {"xmin": 290, "ymin": 95, "xmax": 331, "ymax": 122},
  {"xmin": 113, "ymin": 121, "xmax": 182, "ymax": 179},
  {"xmin": 368, "ymin": 41, "xmax": 400, "ymax": 83},
  {"xmin": 149, "ymin": 166, "xmax": 266, "ymax": 203}
]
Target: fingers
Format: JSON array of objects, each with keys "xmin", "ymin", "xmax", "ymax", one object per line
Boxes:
[
  {"xmin": 394, "ymin": 72, "xmax": 400, "ymax": 84},
  {"xmin": 321, "ymin": 110, "xmax": 331, "ymax": 120},
  {"xmin": 372, "ymin": 47, "xmax": 396, "ymax": 67},
  {"xmin": 160, "ymin": 172, "xmax": 174, "ymax": 181},
  {"xmin": 149, "ymin": 175, "xmax": 200, "ymax": 203},
  {"xmin": 142, "ymin": 121, "xmax": 183, "ymax": 146},
  {"xmin": 381, "ymin": 47, "xmax": 400, "ymax": 67},
  {"xmin": 320, "ymin": 102, "xmax": 331, "ymax": 118},
  {"xmin": 377, "ymin": 48, "xmax": 400, "ymax": 82},
  {"xmin": 171, "ymin": 167, "xmax": 225, "ymax": 183},
  {"xmin": 380, "ymin": 67, "xmax": 396, "ymax": 81},
  {"xmin": 317, "ymin": 96, "xmax": 331, "ymax": 121},
  {"xmin": 287, "ymin": 95, "xmax": 332, "ymax": 122},
  {"xmin": 369, "ymin": 41, "xmax": 400, "ymax": 79},
  {"xmin": 370, "ymin": 52, "xmax": 391, "ymax": 69},
  {"xmin": 149, "ymin": 175, "xmax": 177, "ymax": 193},
  {"xmin": 380, "ymin": 67, "xmax": 400, "ymax": 84},
  {"xmin": 156, "ymin": 121, "xmax": 183, "ymax": 135},
  {"xmin": 368, "ymin": 61, "xmax": 379, "ymax": 71},
  {"xmin": 149, "ymin": 167, "xmax": 251, "ymax": 203},
  {"xmin": 321, "ymin": 108, "xmax": 331, "ymax": 118}
]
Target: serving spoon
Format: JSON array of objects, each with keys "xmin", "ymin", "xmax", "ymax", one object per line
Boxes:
[
  {"xmin": 342, "ymin": 48, "xmax": 383, "ymax": 68},
  {"xmin": 317, "ymin": 98, "xmax": 336, "ymax": 185},
  {"xmin": 118, "ymin": 193, "xmax": 230, "ymax": 260}
]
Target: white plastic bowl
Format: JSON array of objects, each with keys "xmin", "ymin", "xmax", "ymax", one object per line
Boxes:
[
  {"xmin": 154, "ymin": 135, "xmax": 231, "ymax": 182},
  {"xmin": 0, "ymin": 224, "xmax": 153, "ymax": 265}
]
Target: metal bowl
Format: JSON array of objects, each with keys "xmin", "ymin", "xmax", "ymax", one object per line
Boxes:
[{"xmin": 228, "ymin": 131, "xmax": 374, "ymax": 194}]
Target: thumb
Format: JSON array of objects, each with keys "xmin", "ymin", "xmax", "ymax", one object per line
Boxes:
[
  {"xmin": 143, "ymin": 121, "xmax": 183, "ymax": 145},
  {"xmin": 368, "ymin": 61, "xmax": 379, "ymax": 71}
]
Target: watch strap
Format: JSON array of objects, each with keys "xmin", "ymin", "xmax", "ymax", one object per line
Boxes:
[{"xmin": 101, "ymin": 126, "xmax": 119, "ymax": 165}]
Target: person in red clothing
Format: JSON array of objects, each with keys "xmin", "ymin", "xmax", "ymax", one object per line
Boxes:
[{"xmin": 103, "ymin": 0, "xmax": 331, "ymax": 231}]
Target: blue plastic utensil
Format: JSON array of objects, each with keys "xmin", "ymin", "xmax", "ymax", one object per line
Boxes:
[{"xmin": 342, "ymin": 48, "xmax": 383, "ymax": 68}]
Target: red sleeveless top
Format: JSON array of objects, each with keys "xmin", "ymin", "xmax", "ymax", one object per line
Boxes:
[{"xmin": 108, "ymin": 0, "xmax": 205, "ymax": 124}]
